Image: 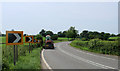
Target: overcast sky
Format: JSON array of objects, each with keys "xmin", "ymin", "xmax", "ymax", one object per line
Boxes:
[{"xmin": 1, "ymin": 2, "xmax": 118, "ymax": 35}]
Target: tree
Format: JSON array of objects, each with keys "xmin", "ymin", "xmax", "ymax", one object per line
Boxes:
[
  {"xmin": 57, "ymin": 31, "xmax": 65, "ymax": 37},
  {"xmin": 46, "ymin": 31, "xmax": 54, "ymax": 36},
  {"xmin": 117, "ymin": 34, "xmax": 120, "ymax": 37},
  {"xmin": 110, "ymin": 34, "xmax": 116, "ymax": 37},
  {"xmin": 39, "ymin": 29, "xmax": 46, "ymax": 37},
  {"xmin": 80, "ymin": 31, "xmax": 111, "ymax": 40},
  {"xmin": 36, "ymin": 34, "xmax": 43, "ymax": 46},
  {"xmin": 11, "ymin": 29, "xmax": 14, "ymax": 31},
  {"xmin": 63, "ymin": 31, "xmax": 67, "ymax": 37},
  {"xmin": 66, "ymin": 26, "xmax": 78, "ymax": 40},
  {"xmin": 80, "ymin": 30, "xmax": 89, "ymax": 40},
  {"xmin": 51, "ymin": 34, "xmax": 58, "ymax": 40},
  {"xmin": 99, "ymin": 32, "xmax": 105, "ymax": 40},
  {"xmin": 104, "ymin": 33, "xmax": 110, "ymax": 40},
  {"xmin": 24, "ymin": 34, "xmax": 28, "ymax": 36}
]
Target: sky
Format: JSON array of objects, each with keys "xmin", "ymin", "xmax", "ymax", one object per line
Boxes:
[
  {"xmin": 0, "ymin": 0, "xmax": 119, "ymax": 2},
  {"xmin": 1, "ymin": 2, "xmax": 118, "ymax": 35}
]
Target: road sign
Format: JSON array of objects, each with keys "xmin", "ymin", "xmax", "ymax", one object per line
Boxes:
[
  {"xmin": 6, "ymin": 31, "xmax": 23, "ymax": 45},
  {"xmin": 25, "ymin": 36, "xmax": 34, "ymax": 43},
  {"xmin": 34, "ymin": 39, "xmax": 38, "ymax": 43},
  {"xmin": 38, "ymin": 40, "xmax": 41, "ymax": 43}
]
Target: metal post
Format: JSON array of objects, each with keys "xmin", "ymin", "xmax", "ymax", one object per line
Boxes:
[
  {"xmin": 16, "ymin": 45, "xmax": 18, "ymax": 61},
  {"xmin": 31, "ymin": 43, "xmax": 32, "ymax": 53},
  {"xmin": 29, "ymin": 43, "xmax": 30, "ymax": 53},
  {"xmin": 14, "ymin": 45, "xmax": 16, "ymax": 65}
]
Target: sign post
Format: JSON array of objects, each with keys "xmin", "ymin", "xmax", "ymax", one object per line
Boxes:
[
  {"xmin": 16, "ymin": 45, "xmax": 18, "ymax": 61},
  {"xmin": 29, "ymin": 42, "xmax": 30, "ymax": 53},
  {"xmin": 25, "ymin": 36, "xmax": 33, "ymax": 53},
  {"xmin": 34, "ymin": 39, "xmax": 38, "ymax": 48},
  {"xmin": 14, "ymin": 45, "xmax": 16, "ymax": 65},
  {"xmin": 6, "ymin": 31, "xmax": 23, "ymax": 65}
]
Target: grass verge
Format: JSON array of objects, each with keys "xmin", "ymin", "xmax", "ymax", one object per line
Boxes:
[
  {"xmin": 7, "ymin": 48, "xmax": 42, "ymax": 69},
  {"xmin": 70, "ymin": 39, "xmax": 119, "ymax": 55}
]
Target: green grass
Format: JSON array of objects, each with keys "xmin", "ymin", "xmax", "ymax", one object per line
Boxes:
[
  {"xmin": 9, "ymin": 48, "xmax": 42, "ymax": 69},
  {"xmin": 53, "ymin": 37, "xmax": 73, "ymax": 43},
  {"xmin": 41, "ymin": 37, "xmax": 72, "ymax": 43},
  {"xmin": 0, "ymin": 36, "xmax": 6, "ymax": 43},
  {"xmin": 1, "ymin": 36, "xmax": 42, "ymax": 69},
  {"xmin": 109, "ymin": 37, "xmax": 119, "ymax": 40}
]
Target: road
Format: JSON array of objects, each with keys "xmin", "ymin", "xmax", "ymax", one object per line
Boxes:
[{"xmin": 42, "ymin": 42, "xmax": 118, "ymax": 70}]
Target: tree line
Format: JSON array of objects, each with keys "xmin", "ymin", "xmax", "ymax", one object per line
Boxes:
[
  {"xmin": 39, "ymin": 26, "xmax": 119, "ymax": 41},
  {"xmin": 39, "ymin": 27, "xmax": 78, "ymax": 40},
  {"xmin": 1, "ymin": 27, "xmax": 119, "ymax": 41},
  {"xmin": 80, "ymin": 30, "xmax": 118, "ymax": 41}
]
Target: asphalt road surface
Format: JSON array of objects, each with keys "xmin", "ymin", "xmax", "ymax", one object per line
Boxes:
[{"xmin": 42, "ymin": 42, "xmax": 118, "ymax": 70}]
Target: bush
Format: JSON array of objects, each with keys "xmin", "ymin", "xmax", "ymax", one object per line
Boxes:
[
  {"xmin": 51, "ymin": 34, "xmax": 58, "ymax": 40},
  {"xmin": 36, "ymin": 34, "xmax": 43, "ymax": 47},
  {"xmin": 88, "ymin": 39, "xmax": 101, "ymax": 50},
  {"xmin": 81, "ymin": 38, "xmax": 88, "ymax": 41}
]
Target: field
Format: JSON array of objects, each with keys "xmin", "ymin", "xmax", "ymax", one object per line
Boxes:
[
  {"xmin": 109, "ymin": 37, "xmax": 119, "ymax": 40},
  {"xmin": 53, "ymin": 37, "xmax": 72, "ymax": 43}
]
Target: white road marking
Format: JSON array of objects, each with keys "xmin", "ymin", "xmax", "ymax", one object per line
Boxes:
[
  {"xmin": 28, "ymin": 37, "xmax": 32, "ymax": 42},
  {"xmin": 13, "ymin": 33, "xmax": 21, "ymax": 43},
  {"xmin": 75, "ymin": 49, "xmax": 117, "ymax": 61},
  {"xmin": 42, "ymin": 49, "xmax": 53, "ymax": 71},
  {"xmin": 66, "ymin": 42, "xmax": 117, "ymax": 61},
  {"xmin": 58, "ymin": 45, "xmax": 116, "ymax": 69}
]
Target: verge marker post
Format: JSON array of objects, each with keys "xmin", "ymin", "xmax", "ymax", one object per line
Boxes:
[
  {"xmin": 29, "ymin": 43, "xmax": 30, "ymax": 53},
  {"xmin": 14, "ymin": 45, "xmax": 16, "ymax": 65},
  {"xmin": 16, "ymin": 45, "xmax": 18, "ymax": 61},
  {"xmin": 30, "ymin": 43, "xmax": 31, "ymax": 53}
]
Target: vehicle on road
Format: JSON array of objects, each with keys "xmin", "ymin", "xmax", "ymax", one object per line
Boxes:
[{"xmin": 43, "ymin": 35, "xmax": 54, "ymax": 49}]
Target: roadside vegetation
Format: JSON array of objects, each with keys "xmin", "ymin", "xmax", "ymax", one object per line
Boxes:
[
  {"xmin": 1, "ymin": 35, "xmax": 43, "ymax": 70},
  {"xmin": 70, "ymin": 39, "xmax": 119, "ymax": 55},
  {"xmin": 1, "ymin": 32, "xmax": 71, "ymax": 70},
  {"xmin": 1, "ymin": 26, "xmax": 120, "ymax": 70},
  {"xmin": 9, "ymin": 48, "xmax": 42, "ymax": 69},
  {"xmin": 70, "ymin": 30, "xmax": 119, "ymax": 56}
]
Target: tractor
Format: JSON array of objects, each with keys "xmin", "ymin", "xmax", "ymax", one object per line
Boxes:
[{"xmin": 43, "ymin": 35, "xmax": 54, "ymax": 49}]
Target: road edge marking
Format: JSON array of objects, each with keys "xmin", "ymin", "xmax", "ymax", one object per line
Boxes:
[
  {"xmin": 41, "ymin": 49, "xmax": 53, "ymax": 70},
  {"xmin": 66, "ymin": 42, "xmax": 118, "ymax": 61}
]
